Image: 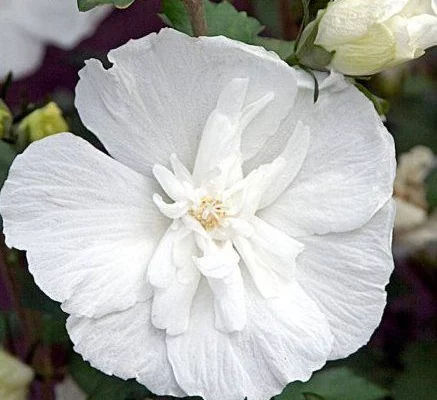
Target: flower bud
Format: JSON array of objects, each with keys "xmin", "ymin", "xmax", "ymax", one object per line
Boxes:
[
  {"xmin": 311, "ymin": 0, "xmax": 437, "ymax": 76},
  {"xmin": 0, "ymin": 100, "xmax": 13, "ymax": 140},
  {"xmin": 18, "ymin": 102, "xmax": 68, "ymax": 143},
  {"xmin": 0, "ymin": 349, "xmax": 34, "ymax": 400}
]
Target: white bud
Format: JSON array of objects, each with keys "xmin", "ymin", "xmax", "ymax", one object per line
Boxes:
[{"xmin": 313, "ymin": 0, "xmax": 437, "ymax": 75}]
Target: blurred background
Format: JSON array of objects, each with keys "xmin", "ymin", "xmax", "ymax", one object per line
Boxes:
[{"xmin": 0, "ymin": 1, "xmax": 436, "ymax": 399}]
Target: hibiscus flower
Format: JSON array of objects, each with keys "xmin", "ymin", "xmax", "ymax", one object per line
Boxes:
[
  {"xmin": 0, "ymin": 0, "xmax": 110, "ymax": 79},
  {"xmin": 0, "ymin": 29, "xmax": 396, "ymax": 400}
]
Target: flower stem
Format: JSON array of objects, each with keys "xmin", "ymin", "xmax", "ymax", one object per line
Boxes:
[{"xmin": 182, "ymin": 0, "xmax": 208, "ymax": 37}]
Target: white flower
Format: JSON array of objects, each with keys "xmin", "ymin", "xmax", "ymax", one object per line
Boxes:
[
  {"xmin": 0, "ymin": 0, "xmax": 111, "ymax": 79},
  {"xmin": 0, "ymin": 349, "xmax": 34, "ymax": 400},
  {"xmin": 314, "ymin": 0, "xmax": 437, "ymax": 75},
  {"xmin": 0, "ymin": 29, "xmax": 396, "ymax": 400}
]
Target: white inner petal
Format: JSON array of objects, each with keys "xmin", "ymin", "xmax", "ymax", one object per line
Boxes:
[{"xmin": 147, "ymin": 78, "xmax": 308, "ymax": 335}]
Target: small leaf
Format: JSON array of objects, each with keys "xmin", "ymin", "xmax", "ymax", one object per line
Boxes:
[
  {"xmin": 277, "ymin": 367, "xmax": 388, "ymax": 400},
  {"xmin": 77, "ymin": 0, "xmax": 134, "ymax": 12},
  {"xmin": 161, "ymin": 0, "xmax": 264, "ymax": 44}
]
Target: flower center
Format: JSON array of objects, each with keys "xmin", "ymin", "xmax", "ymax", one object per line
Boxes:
[{"xmin": 188, "ymin": 196, "xmax": 226, "ymax": 231}]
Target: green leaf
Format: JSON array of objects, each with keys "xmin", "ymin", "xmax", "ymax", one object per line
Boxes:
[
  {"xmin": 77, "ymin": 0, "xmax": 134, "ymax": 12},
  {"xmin": 161, "ymin": 0, "xmax": 264, "ymax": 43},
  {"xmin": 253, "ymin": 37, "xmax": 295, "ymax": 60},
  {"xmin": 392, "ymin": 343, "xmax": 437, "ymax": 400},
  {"xmin": 276, "ymin": 367, "xmax": 388, "ymax": 400},
  {"xmin": 303, "ymin": 393, "xmax": 326, "ymax": 400},
  {"xmin": 69, "ymin": 353, "xmax": 151, "ymax": 400}
]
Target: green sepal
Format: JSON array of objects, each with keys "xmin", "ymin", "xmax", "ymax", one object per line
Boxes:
[
  {"xmin": 77, "ymin": 0, "xmax": 134, "ymax": 12},
  {"xmin": 293, "ymin": 10, "xmax": 334, "ymax": 71}
]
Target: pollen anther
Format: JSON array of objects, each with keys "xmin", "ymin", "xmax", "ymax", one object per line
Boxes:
[{"xmin": 189, "ymin": 196, "xmax": 226, "ymax": 231}]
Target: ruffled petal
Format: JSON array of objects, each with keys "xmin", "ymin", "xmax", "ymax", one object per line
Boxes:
[
  {"xmin": 0, "ymin": 133, "xmax": 167, "ymax": 318},
  {"xmin": 166, "ymin": 278, "xmax": 333, "ymax": 400},
  {"xmin": 75, "ymin": 29, "xmax": 297, "ymax": 178},
  {"xmin": 195, "ymin": 240, "xmax": 246, "ymax": 332},
  {"xmin": 258, "ymin": 71, "xmax": 395, "ymax": 236},
  {"xmin": 67, "ymin": 301, "xmax": 185, "ymax": 397},
  {"xmin": 234, "ymin": 217, "xmax": 304, "ymax": 298},
  {"xmin": 151, "ymin": 231, "xmax": 201, "ymax": 335},
  {"xmin": 296, "ymin": 201, "xmax": 395, "ymax": 359}
]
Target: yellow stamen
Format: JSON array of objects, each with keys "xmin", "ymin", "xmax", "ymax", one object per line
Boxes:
[{"xmin": 189, "ymin": 196, "xmax": 226, "ymax": 231}]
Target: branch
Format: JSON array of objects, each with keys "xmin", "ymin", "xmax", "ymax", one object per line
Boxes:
[{"xmin": 182, "ymin": 0, "xmax": 208, "ymax": 37}]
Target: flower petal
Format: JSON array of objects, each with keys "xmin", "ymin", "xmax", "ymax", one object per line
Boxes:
[
  {"xmin": 75, "ymin": 29, "xmax": 297, "ymax": 178},
  {"xmin": 406, "ymin": 13, "xmax": 437, "ymax": 50},
  {"xmin": 0, "ymin": 16, "xmax": 45, "ymax": 79},
  {"xmin": 0, "ymin": 133, "xmax": 167, "ymax": 318},
  {"xmin": 296, "ymin": 201, "xmax": 395, "ymax": 359},
  {"xmin": 234, "ymin": 217, "xmax": 304, "ymax": 298},
  {"xmin": 259, "ymin": 72, "xmax": 395, "ymax": 236},
  {"xmin": 316, "ymin": 0, "xmax": 409, "ymax": 46},
  {"xmin": 151, "ymin": 231, "xmax": 201, "ymax": 335},
  {"xmin": 258, "ymin": 121, "xmax": 311, "ymax": 209},
  {"xmin": 195, "ymin": 240, "xmax": 246, "ymax": 333},
  {"xmin": 67, "ymin": 301, "xmax": 185, "ymax": 397},
  {"xmin": 10, "ymin": 0, "xmax": 110, "ymax": 48},
  {"xmin": 166, "ymin": 278, "xmax": 332, "ymax": 400}
]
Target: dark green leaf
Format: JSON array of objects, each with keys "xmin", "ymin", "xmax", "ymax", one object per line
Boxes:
[
  {"xmin": 387, "ymin": 74, "xmax": 437, "ymax": 154},
  {"xmin": 41, "ymin": 313, "xmax": 69, "ymax": 344},
  {"xmin": 69, "ymin": 353, "xmax": 151, "ymax": 400},
  {"xmin": 161, "ymin": 0, "xmax": 264, "ymax": 43},
  {"xmin": 0, "ymin": 312, "xmax": 7, "ymax": 344},
  {"xmin": 77, "ymin": 0, "xmax": 134, "ymax": 12},
  {"xmin": 392, "ymin": 343, "xmax": 437, "ymax": 400},
  {"xmin": 276, "ymin": 367, "xmax": 388, "ymax": 400},
  {"xmin": 16, "ymin": 267, "xmax": 65, "ymax": 317},
  {"xmin": 303, "ymin": 393, "xmax": 325, "ymax": 400},
  {"xmin": 0, "ymin": 140, "xmax": 17, "ymax": 189}
]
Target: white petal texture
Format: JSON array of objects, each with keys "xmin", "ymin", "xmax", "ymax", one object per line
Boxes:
[
  {"xmin": 0, "ymin": 0, "xmax": 110, "ymax": 79},
  {"xmin": 314, "ymin": 0, "xmax": 437, "ymax": 75},
  {"xmin": 0, "ymin": 29, "xmax": 396, "ymax": 400},
  {"xmin": 75, "ymin": 29, "xmax": 297, "ymax": 178},
  {"xmin": 0, "ymin": 133, "xmax": 168, "ymax": 318}
]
